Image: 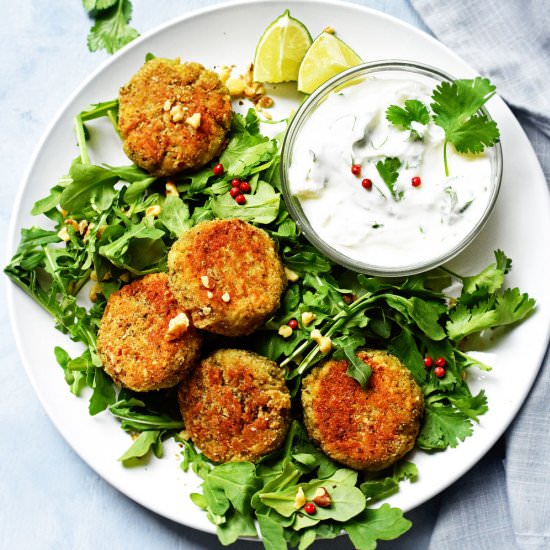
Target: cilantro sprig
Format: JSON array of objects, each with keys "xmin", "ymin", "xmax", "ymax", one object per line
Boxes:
[
  {"xmin": 83, "ymin": 0, "xmax": 140, "ymax": 54},
  {"xmin": 432, "ymin": 77, "xmax": 500, "ymax": 176},
  {"xmin": 375, "ymin": 157, "xmax": 402, "ymax": 200},
  {"xmin": 386, "ymin": 77, "xmax": 500, "ymax": 176}
]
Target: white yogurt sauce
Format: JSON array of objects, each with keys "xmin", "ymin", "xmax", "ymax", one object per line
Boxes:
[{"xmin": 288, "ymin": 76, "xmax": 493, "ymax": 270}]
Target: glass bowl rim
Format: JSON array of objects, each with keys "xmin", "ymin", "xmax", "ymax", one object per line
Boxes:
[{"xmin": 280, "ymin": 59, "xmax": 503, "ymax": 277}]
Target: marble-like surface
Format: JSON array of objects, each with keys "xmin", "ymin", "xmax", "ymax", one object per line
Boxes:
[{"xmin": 0, "ymin": 1, "xmax": 438, "ymax": 548}]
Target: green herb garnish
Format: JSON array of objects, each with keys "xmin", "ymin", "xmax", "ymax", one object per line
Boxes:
[
  {"xmin": 431, "ymin": 77, "xmax": 500, "ymax": 176},
  {"xmin": 375, "ymin": 157, "xmax": 402, "ymax": 200},
  {"xmin": 386, "ymin": 77, "xmax": 500, "ymax": 176},
  {"xmin": 83, "ymin": 0, "xmax": 140, "ymax": 54},
  {"xmin": 386, "ymin": 99, "xmax": 430, "ymax": 139}
]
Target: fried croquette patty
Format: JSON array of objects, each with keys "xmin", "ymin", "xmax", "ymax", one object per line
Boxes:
[
  {"xmin": 167, "ymin": 219, "xmax": 286, "ymax": 336},
  {"xmin": 178, "ymin": 349, "xmax": 291, "ymax": 463},
  {"xmin": 118, "ymin": 58, "xmax": 231, "ymax": 176},
  {"xmin": 97, "ymin": 273, "xmax": 201, "ymax": 392},
  {"xmin": 301, "ymin": 350, "xmax": 424, "ymax": 471}
]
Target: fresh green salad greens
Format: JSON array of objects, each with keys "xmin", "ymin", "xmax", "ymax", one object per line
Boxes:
[
  {"xmin": 386, "ymin": 77, "xmax": 500, "ymax": 176},
  {"xmin": 5, "ymin": 93, "xmax": 534, "ymax": 549},
  {"xmin": 82, "ymin": 0, "xmax": 140, "ymax": 54}
]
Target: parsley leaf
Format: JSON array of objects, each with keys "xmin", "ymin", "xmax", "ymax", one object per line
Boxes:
[
  {"xmin": 431, "ymin": 77, "xmax": 500, "ymax": 175},
  {"xmin": 85, "ymin": 0, "xmax": 140, "ymax": 54},
  {"xmin": 386, "ymin": 99, "xmax": 430, "ymax": 138},
  {"xmin": 375, "ymin": 157, "xmax": 402, "ymax": 200}
]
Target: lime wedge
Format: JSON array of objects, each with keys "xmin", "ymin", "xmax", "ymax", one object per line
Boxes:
[
  {"xmin": 253, "ymin": 10, "xmax": 313, "ymax": 83},
  {"xmin": 297, "ymin": 32, "xmax": 362, "ymax": 94}
]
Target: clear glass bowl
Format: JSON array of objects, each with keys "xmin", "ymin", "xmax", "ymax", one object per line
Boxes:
[{"xmin": 280, "ymin": 60, "xmax": 503, "ymax": 277}]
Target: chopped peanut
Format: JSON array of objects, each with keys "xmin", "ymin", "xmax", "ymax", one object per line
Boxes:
[
  {"xmin": 323, "ymin": 26, "xmax": 335, "ymax": 34},
  {"xmin": 312, "ymin": 487, "xmax": 331, "ymax": 507},
  {"xmin": 278, "ymin": 325, "xmax": 293, "ymax": 338},
  {"xmin": 145, "ymin": 205, "xmax": 162, "ymax": 217},
  {"xmin": 201, "ymin": 275, "xmax": 212, "ymax": 289},
  {"xmin": 163, "ymin": 99, "xmax": 172, "ymax": 112},
  {"xmin": 57, "ymin": 226, "xmax": 70, "ymax": 242},
  {"xmin": 221, "ymin": 292, "xmax": 231, "ymax": 303},
  {"xmin": 166, "ymin": 312, "xmax": 190, "ymax": 340},
  {"xmin": 301, "ymin": 311, "xmax": 316, "ymax": 327},
  {"xmin": 185, "ymin": 112, "xmax": 201, "ymax": 129},
  {"xmin": 319, "ymin": 336, "xmax": 332, "ymax": 354},
  {"xmin": 294, "ymin": 487, "xmax": 306, "ymax": 510},
  {"xmin": 207, "ymin": 291, "xmax": 214, "ymax": 299},
  {"xmin": 226, "ymin": 77, "xmax": 247, "ymax": 96},
  {"xmin": 284, "ymin": 267, "xmax": 300, "ymax": 282},
  {"xmin": 170, "ymin": 104, "xmax": 186, "ymax": 122},
  {"xmin": 78, "ymin": 219, "xmax": 88, "ymax": 235},
  {"xmin": 88, "ymin": 283, "xmax": 102, "ymax": 302},
  {"xmin": 165, "ymin": 181, "xmax": 179, "ymax": 196}
]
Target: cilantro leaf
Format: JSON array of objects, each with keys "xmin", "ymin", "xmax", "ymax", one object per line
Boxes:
[
  {"xmin": 494, "ymin": 287, "xmax": 536, "ymax": 326},
  {"xmin": 386, "ymin": 99, "xmax": 430, "ymax": 137},
  {"xmin": 446, "ymin": 300, "xmax": 498, "ymax": 341},
  {"xmin": 375, "ymin": 157, "xmax": 402, "ymax": 200},
  {"xmin": 431, "ymin": 77, "xmax": 500, "ymax": 175},
  {"xmin": 417, "ymin": 404, "xmax": 473, "ymax": 450},
  {"xmin": 86, "ymin": 0, "xmax": 140, "ymax": 54}
]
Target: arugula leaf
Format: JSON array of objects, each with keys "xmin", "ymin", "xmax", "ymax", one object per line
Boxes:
[
  {"xmin": 158, "ymin": 195, "xmax": 192, "ymax": 237},
  {"xmin": 85, "ymin": 0, "xmax": 140, "ymax": 54},
  {"xmin": 118, "ymin": 430, "xmax": 164, "ymax": 466},
  {"xmin": 344, "ymin": 504, "xmax": 411, "ymax": 550},
  {"xmin": 342, "ymin": 345, "xmax": 371, "ymax": 388},
  {"xmin": 386, "ymin": 99, "xmax": 430, "ymax": 138},
  {"xmin": 211, "ymin": 181, "xmax": 281, "ymax": 224},
  {"xmin": 216, "ymin": 508, "xmax": 257, "ymax": 545},
  {"xmin": 431, "ymin": 77, "xmax": 500, "ymax": 175},
  {"xmin": 375, "ymin": 157, "xmax": 402, "ymax": 200}
]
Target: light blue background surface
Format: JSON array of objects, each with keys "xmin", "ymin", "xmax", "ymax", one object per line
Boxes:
[{"xmin": 1, "ymin": 1, "xmax": 445, "ymax": 548}]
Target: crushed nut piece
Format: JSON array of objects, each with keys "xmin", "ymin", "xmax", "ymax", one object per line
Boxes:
[
  {"xmin": 310, "ymin": 329, "xmax": 322, "ymax": 342},
  {"xmin": 166, "ymin": 312, "xmax": 190, "ymax": 340},
  {"xmin": 323, "ymin": 26, "xmax": 335, "ymax": 34},
  {"xmin": 57, "ymin": 226, "xmax": 70, "ymax": 242},
  {"xmin": 89, "ymin": 283, "xmax": 102, "ymax": 302},
  {"xmin": 284, "ymin": 267, "xmax": 300, "ymax": 282},
  {"xmin": 185, "ymin": 112, "xmax": 201, "ymax": 129},
  {"xmin": 78, "ymin": 219, "xmax": 88, "ymax": 235},
  {"xmin": 218, "ymin": 65, "xmax": 234, "ymax": 84},
  {"xmin": 165, "ymin": 181, "xmax": 179, "ymax": 196},
  {"xmin": 301, "ymin": 311, "xmax": 316, "ymax": 327},
  {"xmin": 312, "ymin": 487, "xmax": 331, "ymax": 507},
  {"xmin": 201, "ymin": 306, "xmax": 212, "ymax": 316},
  {"xmin": 201, "ymin": 275, "xmax": 212, "ymax": 289},
  {"xmin": 226, "ymin": 76, "xmax": 247, "ymax": 96},
  {"xmin": 294, "ymin": 487, "xmax": 306, "ymax": 510},
  {"xmin": 163, "ymin": 99, "xmax": 172, "ymax": 112},
  {"xmin": 207, "ymin": 291, "xmax": 214, "ymax": 299},
  {"xmin": 146, "ymin": 205, "xmax": 162, "ymax": 217},
  {"xmin": 257, "ymin": 96, "xmax": 274, "ymax": 109},
  {"xmin": 319, "ymin": 336, "xmax": 332, "ymax": 354},
  {"xmin": 170, "ymin": 104, "xmax": 186, "ymax": 122},
  {"xmin": 120, "ymin": 272, "xmax": 130, "ymax": 283},
  {"xmin": 278, "ymin": 325, "xmax": 293, "ymax": 338},
  {"xmin": 64, "ymin": 219, "xmax": 79, "ymax": 231},
  {"xmin": 90, "ymin": 270, "xmax": 98, "ymax": 281},
  {"xmin": 221, "ymin": 292, "xmax": 231, "ymax": 303}
]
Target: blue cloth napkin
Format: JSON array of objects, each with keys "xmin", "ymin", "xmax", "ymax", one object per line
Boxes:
[{"xmin": 409, "ymin": 2, "xmax": 550, "ymax": 548}]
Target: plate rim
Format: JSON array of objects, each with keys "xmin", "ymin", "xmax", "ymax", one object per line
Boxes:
[{"xmin": 6, "ymin": 0, "xmax": 550, "ymax": 536}]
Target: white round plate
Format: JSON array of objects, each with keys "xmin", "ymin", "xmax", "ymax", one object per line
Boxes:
[{"xmin": 7, "ymin": 0, "xmax": 550, "ymax": 535}]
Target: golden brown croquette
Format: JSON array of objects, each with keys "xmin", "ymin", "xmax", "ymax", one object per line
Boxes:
[
  {"xmin": 301, "ymin": 350, "xmax": 424, "ymax": 471},
  {"xmin": 118, "ymin": 58, "xmax": 232, "ymax": 176},
  {"xmin": 97, "ymin": 273, "xmax": 201, "ymax": 392},
  {"xmin": 178, "ymin": 349, "xmax": 291, "ymax": 463},
  {"xmin": 167, "ymin": 219, "xmax": 286, "ymax": 337}
]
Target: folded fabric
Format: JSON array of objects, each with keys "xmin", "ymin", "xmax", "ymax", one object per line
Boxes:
[{"xmin": 409, "ymin": 1, "xmax": 550, "ymax": 548}]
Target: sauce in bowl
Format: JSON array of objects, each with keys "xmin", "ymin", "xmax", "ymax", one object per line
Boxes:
[{"xmin": 281, "ymin": 62, "xmax": 502, "ymax": 276}]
